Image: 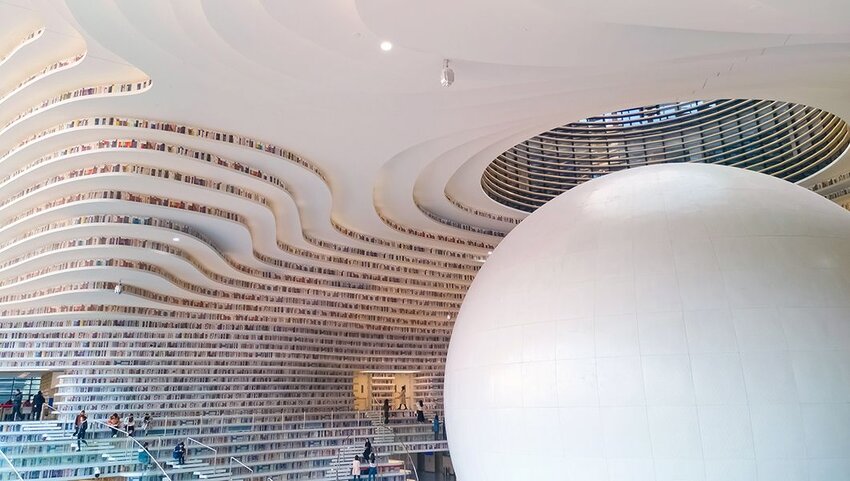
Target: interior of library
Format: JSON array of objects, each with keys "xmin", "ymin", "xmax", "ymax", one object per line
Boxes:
[{"xmin": 1, "ymin": 1, "xmax": 850, "ymax": 481}]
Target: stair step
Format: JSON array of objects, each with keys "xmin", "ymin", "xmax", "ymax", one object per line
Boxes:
[
  {"xmin": 22, "ymin": 426, "xmax": 61, "ymax": 431},
  {"xmin": 105, "ymin": 455, "xmax": 136, "ymax": 461},
  {"xmin": 167, "ymin": 460, "xmax": 206, "ymax": 467},
  {"xmin": 168, "ymin": 462, "xmax": 209, "ymax": 471},
  {"xmin": 196, "ymin": 471, "xmax": 230, "ymax": 479},
  {"xmin": 194, "ymin": 468, "xmax": 227, "ymax": 474}
]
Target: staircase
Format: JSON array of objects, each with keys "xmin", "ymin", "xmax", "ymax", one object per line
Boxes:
[
  {"xmin": 18, "ymin": 420, "xmax": 70, "ymax": 441},
  {"xmin": 166, "ymin": 459, "xmax": 237, "ymax": 481},
  {"xmin": 324, "ymin": 443, "xmax": 360, "ymax": 479},
  {"xmin": 364, "ymin": 411, "xmax": 393, "ymax": 444},
  {"xmin": 324, "ymin": 412, "xmax": 406, "ymax": 480},
  {"xmin": 0, "ymin": 420, "xmax": 165, "ymax": 481}
]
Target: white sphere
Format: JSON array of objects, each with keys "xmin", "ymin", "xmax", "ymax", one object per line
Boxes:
[{"xmin": 445, "ymin": 164, "xmax": 850, "ymax": 481}]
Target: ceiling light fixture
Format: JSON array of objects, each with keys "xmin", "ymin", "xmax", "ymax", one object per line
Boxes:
[
  {"xmin": 380, "ymin": 41, "xmax": 393, "ymax": 52},
  {"xmin": 172, "ymin": 237, "xmax": 180, "ymax": 242},
  {"xmin": 440, "ymin": 58, "xmax": 454, "ymax": 87}
]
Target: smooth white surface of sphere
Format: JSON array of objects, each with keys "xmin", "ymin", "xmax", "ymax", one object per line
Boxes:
[{"xmin": 445, "ymin": 164, "xmax": 850, "ymax": 481}]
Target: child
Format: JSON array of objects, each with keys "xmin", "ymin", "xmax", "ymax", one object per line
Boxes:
[{"xmin": 351, "ymin": 455, "xmax": 361, "ymax": 481}]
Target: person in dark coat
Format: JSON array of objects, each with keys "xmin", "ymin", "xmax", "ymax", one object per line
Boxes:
[
  {"xmin": 11, "ymin": 390, "xmax": 22, "ymax": 421},
  {"xmin": 75, "ymin": 412, "xmax": 89, "ymax": 450},
  {"xmin": 32, "ymin": 391, "xmax": 45, "ymax": 420},
  {"xmin": 172, "ymin": 442, "xmax": 186, "ymax": 464},
  {"xmin": 382, "ymin": 399, "xmax": 390, "ymax": 424},
  {"xmin": 362, "ymin": 439, "xmax": 372, "ymax": 460}
]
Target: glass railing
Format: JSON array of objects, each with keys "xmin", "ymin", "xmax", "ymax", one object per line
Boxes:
[{"xmin": 0, "ymin": 416, "xmax": 171, "ymax": 481}]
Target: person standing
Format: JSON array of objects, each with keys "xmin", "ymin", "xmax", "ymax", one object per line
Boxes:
[
  {"xmin": 351, "ymin": 455, "xmax": 362, "ymax": 481},
  {"xmin": 107, "ymin": 413, "xmax": 121, "ymax": 437},
  {"xmin": 138, "ymin": 442, "xmax": 151, "ymax": 469},
  {"xmin": 432, "ymin": 414, "xmax": 440, "ymax": 441},
  {"xmin": 74, "ymin": 409, "xmax": 87, "ymax": 436},
  {"xmin": 382, "ymin": 399, "xmax": 390, "ymax": 425},
  {"xmin": 362, "ymin": 439, "xmax": 372, "ymax": 461},
  {"xmin": 368, "ymin": 452, "xmax": 377, "ymax": 481},
  {"xmin": 11, "ymin": 389, "xmax": 22, "ymax": 421},
  {"xmin": 22, "ymin": 396, "xmax": 32, "ymax": 420},
  {"xmin": 396, "ymin": 385, "xmax": 408, "ymax": 410},
  {"xmin": 32, "ymin": 391, "xmax": 45, "ymax": 421},
  {"xmin": 173, "ymin": 441, "xmax": 186, "ymax": 465},
  {"xmin": 141, "ymin": 413, "xmax": 151, "ymax": 436},
  {"xmin": 126, "ymin": 414, "xmax": 136, "ymax": 436},
  {"xmin": 75, "ymin": 412, "xmax": 89, "ymax": 451},
  {"xmin": 415, "ymin": 400, "xmax": 426, "ymax": 423}
]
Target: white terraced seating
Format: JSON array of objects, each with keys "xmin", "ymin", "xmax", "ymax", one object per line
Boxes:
[
  {"xmin": 0, "ymin": 410, "xmax": 446, "ymax": 481},
  {"xmin": 0, "ymin": 421, "xmax": 161, "ymax": 481},
  {"xmin": 165, "ymin": 460, "xmax": 231, "ymax": 481},
  {"xmin": 165, "ymin": 460, "xmax": 207, "ymax": 473},
  {"xmin": 20, "ymin": 421, "xmax": 63, "ymax": 432}
]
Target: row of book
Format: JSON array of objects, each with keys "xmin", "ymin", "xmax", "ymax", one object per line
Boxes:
[
  {"xmin": 0, "ymin": 28, "xmax": 43, "ymax": 66},
  {"xmin": 0, "ymin": 303, "xmax": 455, "ymax": 329},
  {"xmin": 1, "ymin": 236, "xmax": 461, "ymax": 308},
  {"xmin": 3, "ymin": 79, "xmax": 152, "ymax": 131},
  {"xmin": 1, "ymin": 214, "xmax": 464, "ymax": 300},
  {"xmin": 4, "ymin": 144, "xmax": 483, "ymax": 274},
  {"xmin": 444, "ymin": 189, "xmax": 524, "ymax": 224},
  {"xmin": 3, "ymin": 113, "xmax": 495, "ymax": 255},
  {"xmin": 1, "ymin": 254, "xmax": 461, "ymax": 316},
  {"xmin": 0, "ymin": 52, "xmax": 85, "ymax": 104}
]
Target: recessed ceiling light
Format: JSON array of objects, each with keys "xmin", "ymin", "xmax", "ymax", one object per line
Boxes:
[
  {"xmin": 172, "ymin": 237, "xmax": 180, "ymax": 242},
  {"xmin": 447, "ymin": 314, "xmax": 452, "ymax": 320},
  {"xmin": 380, "ymin": 41, "xmax": 393, "ymax": 52},
  {"xmin": 487, "ymin": 251, "xmax": 493, "ymax": 255}
]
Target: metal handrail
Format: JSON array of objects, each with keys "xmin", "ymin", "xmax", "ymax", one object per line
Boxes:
[
  {"xmin": 42, "ymin": 403, "xmax": 60, "ymax": 418},
  {"xmin": 90, "ymin": 419, "xmax": 173, "ymax": 481},
  {"xmin": 186, "ymin": 436, "xmax": 216, "ymax": 466},
  {"xmin": 0, "ymin": 447, "xmax": 23, "ymax": 481},
  {"xmin": 230, "ymin": 455, "xmax": 254, "ymax": 477},
  {"xmin": 333, "ymin": 433, "xmax": 354, "ymax": 481},
  {"xmin": 186, "ymin": 436, "xmax": 216, "ymax": 453}
]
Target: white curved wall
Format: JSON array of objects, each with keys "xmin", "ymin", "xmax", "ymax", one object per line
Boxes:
[{"xmin": 445, "ymin": 164, "xmax": 850, "ymax": 481}]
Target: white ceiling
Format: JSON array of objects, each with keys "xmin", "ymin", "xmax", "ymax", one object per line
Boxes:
[
  {"xmin": 3, "ymin": 0, "xmax": 846, "ymax": 244},
  {"xmin": 2, "ymin": 0, "xmax": 850, "ymax": 324}
]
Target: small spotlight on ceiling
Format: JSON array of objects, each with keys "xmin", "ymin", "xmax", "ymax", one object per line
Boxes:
[
  {"xmin": 447, "ymin": 314, "xmax": 452, "ymax": 320},
  {"xmin": 487, "ymin": 251, "xmax": 493, "ymax": 255},
  {"xmin": 380, "ymin": 41, "xmax": 393, "ymax": 52},
  {"xmin": 172, "ymin": 237, "xmax": 180, "ymax": 242}
]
